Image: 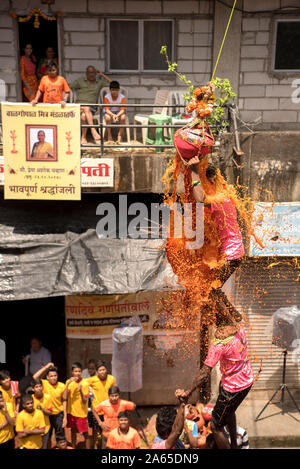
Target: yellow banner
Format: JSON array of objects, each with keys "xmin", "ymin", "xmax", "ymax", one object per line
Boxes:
[
  {"xmin": 1, "ymin": 103, "xmax": 81, "ymax": 200},
  {"xmin": 65, "ymin": 291, "xmax": 180, "ymax": 338}
]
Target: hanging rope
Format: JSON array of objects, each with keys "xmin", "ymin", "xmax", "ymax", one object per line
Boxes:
[{"xmin": 211, "ymin": 0, "xmax": 237, "ymax": 81}]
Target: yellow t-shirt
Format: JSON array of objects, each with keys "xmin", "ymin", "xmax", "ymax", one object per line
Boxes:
[
  {"xmin": 0, "ymin": 402, "xmax": 15, "ymax": 445},
  {"xmin": 41, "ymin": 380, "xmax": 66, "ymax": 415},
  {"xmin": 15, "ymin": 409, "xmax": 46, "ymax": 449},
  {"xmin": 0, "ymin": 385, "xmax": 16, "ymax": 412},
  {"xmin": 33, "ymin": 394, "xmax": 52, "ymax": 435},
  {"xmin": 87, "ymin": 374, "xmax": 116, "ymax": 411},
  {"xmin": 66, "ymin": 379, "xmax": 89, "ymax": 418}
]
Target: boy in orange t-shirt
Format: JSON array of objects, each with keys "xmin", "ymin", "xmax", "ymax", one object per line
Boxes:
[
  {"xmin": 106, "ymin": 410, "xmax": 141, "ymax": 449},
  {"xmin": 31, "ymin": 62, "xmax": 70, "ymax": 107},
  {"xmin": 92, "ymin": 385, "xmax": 135, "ymax": 448}
]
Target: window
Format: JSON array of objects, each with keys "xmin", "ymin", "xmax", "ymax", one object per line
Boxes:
[
  {"xmin": 273, "ymin": 20, "xmax": 300, "ymax": 72},
  {"xmin": 107, "ymin": 19, "xmax": 174, "ymax": 72}
]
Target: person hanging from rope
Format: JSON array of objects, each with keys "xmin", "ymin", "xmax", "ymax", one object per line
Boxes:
[
  {"xmin": 176, "ymin": 308, "xmax": 253, "ymax": 450},
  {"xmin": 188, "ymin": 156, "xmax": 245, "ymax": 322}
]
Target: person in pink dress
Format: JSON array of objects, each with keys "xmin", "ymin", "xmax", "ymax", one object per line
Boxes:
[
  {"xmin": 176, "ymin": 312, "xmax": 254, "ymax": 449},
  {"xmin": 189, "ymin": 158, "xmax": 245, "ymax": 322}
]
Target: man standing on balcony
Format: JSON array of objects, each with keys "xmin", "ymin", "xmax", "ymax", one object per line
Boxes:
[{"xmin": 70, "ymin": 66, "xmax": 111, "ymax": 145}]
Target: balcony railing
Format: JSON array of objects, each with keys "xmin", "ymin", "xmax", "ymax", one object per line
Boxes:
[{"xmin": 0, "ymin": 102, "xmax": 231, "ymax": 156}]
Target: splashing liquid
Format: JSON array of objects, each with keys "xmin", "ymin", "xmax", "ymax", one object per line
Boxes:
[{"xmin": 160, "ymin": 152, "xmax": 265, "ymax": 368}]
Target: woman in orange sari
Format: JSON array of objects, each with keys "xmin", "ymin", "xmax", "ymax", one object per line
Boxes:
[{"xmin": 20, "ymin": 44, "xmax": 38, "ymax": 102}]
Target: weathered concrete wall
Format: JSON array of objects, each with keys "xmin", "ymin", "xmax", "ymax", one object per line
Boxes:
[
  {"xmin": 81, "ymin": 130, "xmax": 300, "ymax": 201},
  {"xmin": 67, "ymin": 335, "xmax": 199, "ymax": 405},
  {"xmin": 218, "ymin": 131, "xmax": 300, "ymax": 202}
]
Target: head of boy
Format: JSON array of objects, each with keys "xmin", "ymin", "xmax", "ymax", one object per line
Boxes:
[
  {"xmin": 118, "ymin": 411, "xmax": 130, "ymax": 432},
  {"xmin": 47, "ymin": 61, "xmax": 58, "ymax": 78},
  {"xmin": 46, "ymin": 366, "xmax": 58, "ymax": 385},
  {"xmin": 156, "ymin": 406, "xmax": 177, "ymax": 441},
  {"xmin": 56, "ymin": 436, "xmax": 67, "ymax": 449},
  {"xmin": 110, "ymin": 81, "xmax": 120, "ymax": 100},
  {"xmin": 87, "ymin": 359, "xmax": 97, "ymax": 377},
  {"xmin": 22, "ymin": 394, "xmax": 34, "ymax": 413},
  {"xmin": 0, "ymin": 370, "xmax": 11, "ymax": 390},
  {"xmin": 31, "ymin": 379, "xmax": 43, "ymax": 398},
  {"xmin": 71, "ymin": 362, "xmax": 82, "ymax": 381},
  {"xmin": 96, "ymin": 361, "xmax": 108, "ymax": 381},
  {"xmin": 206, "ymin": 164, "xmax": 218, "ymax": 184},
  {"xmin": 108, "ymin": 385, "xmax": 120, "ymax": 405}
]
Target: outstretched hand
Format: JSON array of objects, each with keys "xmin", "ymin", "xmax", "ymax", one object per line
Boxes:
[
  {"xmin": 175, "ymin": 388, "xmax": 190, "ymax": 403},
  {"xmin": 187, "ymin": 155, "xmax": 200, "ymax": 168}
]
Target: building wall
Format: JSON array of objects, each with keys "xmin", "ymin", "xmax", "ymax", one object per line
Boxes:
[
  {"xmin": 238, "ymin": 1, "xmax": 300, "ymax": 129},
  {"xmin": 1, "ymin": 0, "xmax": 300, "ymax": 128}
]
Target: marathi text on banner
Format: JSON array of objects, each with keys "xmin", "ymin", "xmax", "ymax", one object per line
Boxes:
[
  {"xmin": 1, "ymin": 103, "xmax": 81, "ymax": 200},
  {"xmin": 81, "ymin": 158, "xmax": 113, "ymax": 187},
  {"xmin": 0, "ymin": 156, "xmax": 114, "ymax": 188},
  {"xmin": 65, "ymin": 291, "xmax": 181, "ymax": 338}
]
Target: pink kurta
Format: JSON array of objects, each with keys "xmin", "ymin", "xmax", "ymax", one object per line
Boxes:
[{"xmin": 210, "ymin": 199, "xmax": 244, "ymax": 261}]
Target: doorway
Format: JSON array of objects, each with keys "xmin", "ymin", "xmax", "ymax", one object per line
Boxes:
[
  {"xmin": 0, "ymin": 296, "xmax": 66, "ymax": 382},
  {"xmin": 18, "ymin": 16, "xmax": 59, "ymax": 101}
]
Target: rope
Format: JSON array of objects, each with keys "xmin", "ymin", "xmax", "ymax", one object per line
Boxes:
[{"xmin": 211, "ymin": 0, "xmax": 237, "ymax": 81}]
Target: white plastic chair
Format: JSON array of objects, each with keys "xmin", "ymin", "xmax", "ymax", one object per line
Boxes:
[
  {"xmin": 98, "ymin": 86, "xmax": 131, "ymax": 143},
  {"xmin": 168, "ymin": 90, "xmax": 193, "ymax": 126},
  {"xmin": 133, "ymin": 89, "xmax": 170, "ymax": 145}
]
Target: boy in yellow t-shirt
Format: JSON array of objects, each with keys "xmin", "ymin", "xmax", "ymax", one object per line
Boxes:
[
  {"xmin": 32, "ymin": 379, "xmax": 53, "ymax": 449},
  {"xmin": 63, "ymin": 362, "xmax": 89, "ymax": 449},
  {"xmin": 0, "ymin": 390, "xmax": 15, "ymax": 449},
  {"xmin": 33, "ymin": 363, "xmax": 66, "ymax": 447},
  {"xmin": 16, "ymin": 394, "xmax": 46, "ymax": 449},
  {"xmin": 87, "ymin": 361, "xmax": 116, "ymax": 449},
  {"xmin": 0, "ymin": 370, "xmax": 19, "ymax": 413}
]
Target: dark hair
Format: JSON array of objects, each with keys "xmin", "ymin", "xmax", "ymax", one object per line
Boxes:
[
  {"xmin": 0, "ymin": 391, "xmax": 2, "ymax": 397},
  {"xmin": 88, "ymin": 359, "xmax": 97, "ymax": 366},
  {"xmin": 31, "ymin": 336, "xmax": 41, "ymax": 342},
  {"xmin": 206, "ymin": 433, "xmax": 217, "ymax": 449},
  {"xmin": 0, "ymin": 370, "xmax": 10, "ymax": 381},
  {"xmin": 71, "ymin": 362, "xmax": 82, "ymax": 371},
  {"xmin": 110, "ymin": 80, "xmax": 120, "ymax": 90},
  {"xmin": 56, "ymin": 435, "xmax": 67, "ymax": 443},
  {"xmin": 206, "ymin": 164, "xmax": 217, "ymax": 181},
  {"xmin": 47, "ymin": 61, "xmax": 58, "ymax": 69},
  {"xmin": 22, "ymin": 394, "xmax": 33, "ymax": 405},
  {"xmin": 156, "ymin": 406, "xmax": 177, "ymax": 440},
  {"xmin": 118, "ymin": 410, "xmax": 130, "ymax": 420},
  {"xmin": 46, "ymin": 366, "xmax": 58, "ymax": 376},
  {"xmin": 31, "ymin": 378, "xmax": 42, "ymax": 387},
  {"xmin": 108, "ymin": 385, "xmax": 120, "ymax": 396},
  {"xmin": 96, "ymin": 361, "xmax": 107, "ymax": 371}
]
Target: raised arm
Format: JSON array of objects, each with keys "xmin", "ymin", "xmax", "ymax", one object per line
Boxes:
[
  {"xmin": 33, "ymin": 362, "xmax": 54, "ymax": 381},
  {"xmin": 165, "ymin": 401, "xmax": 186, "ymax": 450}
]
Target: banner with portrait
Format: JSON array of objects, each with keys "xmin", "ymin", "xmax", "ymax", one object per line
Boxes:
[
  {"xmin": 1, "ymin": 102, "xmax": 81, "ymax": 200},
  {"xmin": 65, "ymin": 291, "xmax": 182, "ymax": 338}
]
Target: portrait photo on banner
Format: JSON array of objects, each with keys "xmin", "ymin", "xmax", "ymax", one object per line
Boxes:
[{"xmin": 26, "ymin": 124, "xmax": 58, "ymax": 162}]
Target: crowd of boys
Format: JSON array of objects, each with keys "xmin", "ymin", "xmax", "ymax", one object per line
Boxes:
[{"xmin": 0, "ymin": 359, "xmax": 248, "ymax": 450}]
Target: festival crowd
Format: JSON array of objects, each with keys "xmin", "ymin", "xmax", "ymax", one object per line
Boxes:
[{"xmin": 0, "ymin": 358, "xmax": 249, "ymax": 450}]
